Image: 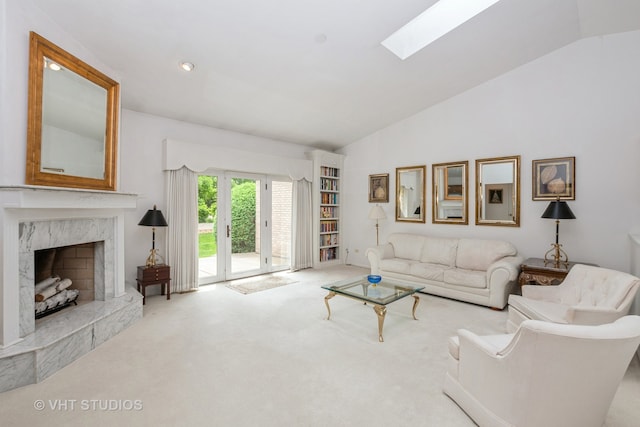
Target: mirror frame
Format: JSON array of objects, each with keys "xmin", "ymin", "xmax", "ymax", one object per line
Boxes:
[
  {"xmin": 26, "ymin": 31, "xmax": 119, "ymax": 191},
  {"xmin": 475, "ymin": 155, "xmax": 521, "ymax": 227},
  {"xmin": 395, "ymin": 165, "xmax": 426, "ymax": 223},
  {"xmin": 432, "ymin": 161, "xmax": 468, "ymax": 225}
]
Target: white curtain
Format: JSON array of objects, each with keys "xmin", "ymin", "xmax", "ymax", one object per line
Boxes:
[
  {"xmin": 166, "ymin": 166, "xmax": 199, "ymax": 292},
  {"xmin": 291, "ymin": 178, "xmax": 313, "ymax": 271}
]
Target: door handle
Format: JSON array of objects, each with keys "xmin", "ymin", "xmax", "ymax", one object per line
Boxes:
[{"xmin": 226, "ymin": 225, "xmax": 230, "ymax": 238}]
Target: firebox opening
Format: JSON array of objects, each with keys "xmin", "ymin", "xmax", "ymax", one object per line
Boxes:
[{"xmin": 34, "ymin": 242, "xmax": 99, "ymax": 319}]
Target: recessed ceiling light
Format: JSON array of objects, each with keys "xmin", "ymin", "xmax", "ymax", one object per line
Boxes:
[
  {"xmin": 180, "ymin": 62, "xmax": 195, "ymax": 72},
  {"xmin": 45, "ymin": 59, "xmax": 61, "ymax": 71},
  {"xmin": 382, "ymin": 0, "xmax": 502, "ymax": 60}
]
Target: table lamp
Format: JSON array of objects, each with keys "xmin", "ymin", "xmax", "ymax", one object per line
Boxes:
[
  {"xmin": 541, "ymin": 197, "xmax": 575, "ymax": 268},
  {"xmin": 138, "ymin": 205, "xmax": 168, "ymax": 267}
]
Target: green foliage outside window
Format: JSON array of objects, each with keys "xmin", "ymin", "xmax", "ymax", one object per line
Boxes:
[
  {"xmin": 231, "ymin": 180, "xmax": 256, "ymax": 253},
  {"xmin": 198, "ymin": 175, "xmax": 217, "ymax": 223},
  {"xmin": 197, "ymin": 176, "xmax": 256, "ymax": 256}
]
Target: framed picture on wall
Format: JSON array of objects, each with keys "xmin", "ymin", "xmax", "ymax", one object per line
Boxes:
[
  {"xmin": 488, "ymin": 189, "xmax": 503, "ymax": 204},
  {"xmin": 532, "ymin": 157, "xmax": 575, "ymax": 200},
  {"xmin": 369, "ymin": 173, "xmax": 389, "ymax": 203}
]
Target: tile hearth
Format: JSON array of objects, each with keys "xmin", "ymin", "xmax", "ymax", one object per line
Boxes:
[{"xmin": 0, "ymin": 286, "xmax": 141, "ymax": 392}]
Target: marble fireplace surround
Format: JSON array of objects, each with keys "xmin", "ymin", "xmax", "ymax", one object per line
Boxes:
[{"xmin": 0, "ymin": 186, "xmax": 141, "ymax": 392}]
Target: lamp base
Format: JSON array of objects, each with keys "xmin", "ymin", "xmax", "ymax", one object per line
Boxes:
[
  {"xmin": 145, "ymin": 248, "xmax": 165, "ymax": 267},
  {"xmin": 544, "ymin": 243, "xmax": 569, "ymax": 269}
]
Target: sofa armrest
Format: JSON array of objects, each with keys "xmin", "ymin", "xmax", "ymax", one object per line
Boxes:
[
  {"xmin": 365, "ymin": 244, "xmax": 394, "ymax": 275},
  {"xmin": 487, "ymin": 256, "xmax": 522, "ymax": 281},
  {"xmin": 485, "ymin": 255, "xmax": 523, "ymax": 308}
]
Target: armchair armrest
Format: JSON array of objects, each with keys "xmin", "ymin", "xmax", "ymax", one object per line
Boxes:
[
  {"xmin": 521, "ymin": 284, "xmax": 567, "ymax": 302},
  {"xmin": 458, "ymin": 329, "xmax": 506, "ymax": 358},
  {"xmin": 456, "ymin": 329, "xmax": 522, "ymax": 400},
  {"xmin": 566, "ymin": 306, "xmax": 623, "ymax": 325}
]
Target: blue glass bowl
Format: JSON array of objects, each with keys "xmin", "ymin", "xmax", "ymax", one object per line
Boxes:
[{"xmin": 367, "ymin": 275, "xmax": 382, "ymax": 284}]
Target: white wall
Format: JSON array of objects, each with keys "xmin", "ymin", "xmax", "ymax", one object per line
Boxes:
[
  {"xmin": 1, "ymin": 0, "xmax": 312, "ymax": 289},
  {"xmin": 119, "ymin": 109, "xmax": 310, "ymax": 287},
  {"xmin": 0, "ymin": 0, "xmax": 119, "ymax": 185},
  {"xmin": 339, "ymin": 30, "xmax": 640, "ymax": 273},
  {"xmin": 5, "ymin": 0, "xmax": 640, "ymax": 277}
]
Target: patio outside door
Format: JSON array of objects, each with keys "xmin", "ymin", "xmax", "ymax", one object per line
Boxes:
[{"xmin": 198, "ymin": 172, "xmax": 291, "ymax": 284}]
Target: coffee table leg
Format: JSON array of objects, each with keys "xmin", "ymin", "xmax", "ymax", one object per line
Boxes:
[
  {"xmin": 324, "ymin": 291, "xmax": 336, "ymax": 320},
  {"xmin": 412, "ymin": 295, "xmax": 420, "ymax": 320},
  {"xmin": 373, "ymin": 304, "xmax": 387, "ymax": 342}
]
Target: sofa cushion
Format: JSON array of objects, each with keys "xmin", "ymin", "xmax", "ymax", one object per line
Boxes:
[
  {"xmin": 444, "ymin": 268, "xmax": 486, "ymax": 289},
  {"xmin": 456, "ymin": 239, "xmax": 517, "ymax": 271},
  {"xmin": 410, "ymin": 263, "xmax": 446, "ymax": 281},
  {"xmin": 388, "ymin": 233, "xmax": 426, "ymax": 261},
  {"xmin": 380, "ymin": 258, "xmax": 415, "ymax": 275},
  {"xmin": 420, "ymin": 237, "xmax": 458, "ymax": 266}
]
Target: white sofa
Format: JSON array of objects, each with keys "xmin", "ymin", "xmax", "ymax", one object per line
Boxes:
[{"xmin": 366, "ymin": 233, "xmax": 522, "ymax": 309}]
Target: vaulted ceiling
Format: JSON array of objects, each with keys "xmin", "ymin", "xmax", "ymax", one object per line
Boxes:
[{"xmin": 31, "ymin": 0, "xmax": 640, "ymax": 150}]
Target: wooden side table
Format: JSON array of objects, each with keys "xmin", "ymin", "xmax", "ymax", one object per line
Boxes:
[
  {"xmin": 136, "ymin": 265, "xmax": 171, "ymax": 305},
  {"xmin": 518, "ymin": 257, "xmax": 595, "ymax": 286}
]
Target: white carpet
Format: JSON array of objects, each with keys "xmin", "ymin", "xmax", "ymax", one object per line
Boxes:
[
  {"xmin": 0, "ymin": 265, "xmax": 637, "ymax": 426},
  {"xmin": 225, "ymin": 274, "xmax": 298, "ymax": 294}
]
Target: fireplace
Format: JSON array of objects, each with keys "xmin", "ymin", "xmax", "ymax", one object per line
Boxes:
[
  {"xmin": 0, "ymin": 186, "xmax": 140, "ymax": 392},
  {"xmin": 18, "ymin": 217, "xmax": 116, "ymax": 337}
]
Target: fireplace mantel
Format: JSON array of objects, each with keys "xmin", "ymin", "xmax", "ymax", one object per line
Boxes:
[
  {"xmin": 0, "ymin": 186, "xmax": 141, "ymax": 392},
  {"xmin": 0, "ymin": 185, "xmax": 137, "ymax": 209}
]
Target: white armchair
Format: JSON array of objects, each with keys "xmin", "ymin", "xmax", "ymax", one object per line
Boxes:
[
  {"xmin": 443, "ymin": 316, "xmax": 640, "ymax": 427},
  {"xmin": 507, "ymin": 264, "xmax": 640, "ymax": 332}
]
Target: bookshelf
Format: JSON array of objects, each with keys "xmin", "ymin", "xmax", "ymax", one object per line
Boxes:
[{"xmin": 309, "ymin": 150, "xmax": 344, "ymax": 267}]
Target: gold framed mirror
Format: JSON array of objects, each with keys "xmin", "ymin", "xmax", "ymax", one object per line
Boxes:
[
  {"xmin": 396, "ymin": 165, "xmax": 426, "ymax": 223},
  {"xmin": 475, "ymin": 156, "xmax": 520, "ymax": 227},
  {"xmin": 432, "ymin": 161, "xmax": 468, "ymax": 224},
  {"xmin": 26, "ymin": 31, "xmax": 119, "ymax": 191}
]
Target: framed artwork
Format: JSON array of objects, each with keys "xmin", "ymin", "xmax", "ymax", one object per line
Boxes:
[
  {"xmin": 369, "ymin": 173, "xmax": 389, "ymax": 203},
  {"xmin": 488, "ymin": 189, "xmax": 503, "ymax": 204},
  {"xmin": 532, "ymin": 157, "xmax": 575, "ymax": 200}
]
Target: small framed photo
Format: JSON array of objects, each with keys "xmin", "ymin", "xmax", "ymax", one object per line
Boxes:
[
  {"xmin": 532, "ymin": 157, "xmax": 575, "ymax": 200},
  {"xmin": 488, "ymin": 189, "xmax": 503, "ymax": 204},
  {"xmin": 369, "ymin": 173, "xmax": 389, "ymax": 203}
]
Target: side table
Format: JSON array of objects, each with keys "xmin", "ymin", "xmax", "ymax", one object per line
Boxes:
[
  {"xmin": 136, "ymin": 265, "xmax": 171, "ymax": 305},
  {"xmin": 518, "ymin": 257, "xmax": 596, "ymax": 286}
]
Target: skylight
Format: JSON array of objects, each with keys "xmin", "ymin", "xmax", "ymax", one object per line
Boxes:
[{"xmin": 381, "ymin": 0, "xmax": 502, "ymax": 60}]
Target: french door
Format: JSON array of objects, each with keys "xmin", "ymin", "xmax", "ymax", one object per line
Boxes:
[{"xmin": 198, "ymin": 171, "xmax": 291, "ymax": 285}]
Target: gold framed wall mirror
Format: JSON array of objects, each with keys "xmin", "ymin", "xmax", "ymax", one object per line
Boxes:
[
  {"xmin": 26, "ymin": 31, "xmax": 120, "ymax": 191},
  {"xmin": 396, "ymin": 165, "xmax": 426, "ymax": 223},
  {"xmin": 432, "ymin": 161, "xmax": 468, "ymax": 224},
  {"xmin": 475, "ymin": 155, "xmax": 520, "ymax": 227}
]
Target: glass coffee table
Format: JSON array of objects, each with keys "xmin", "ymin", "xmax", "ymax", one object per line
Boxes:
[{"xmin": 322, "ymin": 276, "xmax": 424, "ymax": 342}]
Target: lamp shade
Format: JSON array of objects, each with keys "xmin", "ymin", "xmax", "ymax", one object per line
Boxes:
[
  {"xmin": 138, "ymin": 205, "xmax": 168, "ymax": 227},
  {"xmin": 368, "ymin": 205, "xmax": 387, "ymax": 220},
  {"xmin": 541, "ymin": 200, "xmax": 575, "ymax": 220}
]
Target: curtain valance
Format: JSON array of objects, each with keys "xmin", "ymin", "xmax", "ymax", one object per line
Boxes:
[{"xmin": 163, "ymin": 139, "xmax": 313, "ymax": 181}]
